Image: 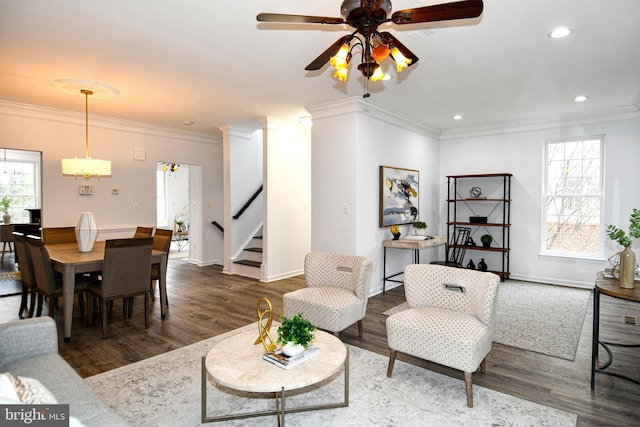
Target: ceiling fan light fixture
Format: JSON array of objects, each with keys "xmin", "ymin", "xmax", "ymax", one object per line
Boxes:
[
  {"xmin": 369, "ymin": 65, "xmax": 386, "ymax": 82},
  {"xmin": 390, "ymin": 47, "xmax": 412, "ymax": 72},
  {"xmin": 333, "ymin": 65, "xmax": 350, "ymax": 82},
  {"xmin": 371, "ymin": 43, "xmax": 390, "ymax": 63},
  {"xmin": 330, "ymin": 43, "xmax": 351, "ymax": 69}
]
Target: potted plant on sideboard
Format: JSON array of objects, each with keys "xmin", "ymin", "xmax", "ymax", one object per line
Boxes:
[
  {"xmin": 277, "ymin": 313, "xmax": 316, "ymax": 357},
  {"xmin": 606, "ymin": 208, "xmax": 640, "ymax": 288}
]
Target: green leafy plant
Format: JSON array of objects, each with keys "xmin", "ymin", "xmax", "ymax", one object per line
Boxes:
[
  {"xmin": 277, "ymin": 313, "xmax": 316, "ymax": 348},
  {"xmin": 606, "ymin": 208, "xmax": 640, "ymax": 247},
  {"xmin": 1, "ymin": 196, "xmax": 10, "ymax": 214},
  {"xmin": 481, "ymin": 234, "xmax": 493, "ymax": 245},
  {"xmin": 412, "ymin": 221, "xmax": 428, "ymax": 230}
]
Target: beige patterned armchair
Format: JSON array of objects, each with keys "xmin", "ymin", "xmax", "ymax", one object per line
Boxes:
[
  {"xmin": 283, "ymin": 252, "xmax": 374, "ymax": 336},
  {"xmin": 386, "ymin": 264, "xmax": 500, "ymax": 407}
]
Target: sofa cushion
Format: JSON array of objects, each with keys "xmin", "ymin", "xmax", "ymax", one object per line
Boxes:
[
  {"xmin": 1, "ymin": 372, "xmax": 58, "ymax": 404},
  {"xmin": 3, "ymin": 353, "xmax": 127, "ymax": 426}
]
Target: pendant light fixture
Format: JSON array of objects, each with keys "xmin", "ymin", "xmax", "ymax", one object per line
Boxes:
[{"xmin": 54, "ymin": 79, "xmax": 118, "ymax": 179}]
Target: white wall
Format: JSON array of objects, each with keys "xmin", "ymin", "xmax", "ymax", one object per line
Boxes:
[
  {"xmin": 439, "ymin": 113, "xmax": 640, "ymax": 287},
  {"xmin": 308, "ymin": 98, "xmax": 442, "ymax": 295},
  {"xmin": 1, "ymin": 101, "xmax": 223, "ymax": 265},
  {"xmin": 260, "ymin": 117, "xmax": 311, "ymax": 282}
]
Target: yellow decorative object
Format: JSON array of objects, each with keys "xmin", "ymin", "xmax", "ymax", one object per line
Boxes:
[{"xmin": 254, "ymin": 298, "xmax": 277, "ymax": 353}]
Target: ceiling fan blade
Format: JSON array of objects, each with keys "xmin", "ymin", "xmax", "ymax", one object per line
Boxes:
[
  {"xmin": 257, "ymin": 13, "xmax": 344, "ymax": 25},
  {"xmin": 305, "ymin": 35, "xmax": 353, "ymax": 71},
  {"xmin": 379, "ymin": 32, "xmax": 419, "ymax": 66},
  {"xmin": 391, "ymin": 0, "xmax": 483, "ymax": 25}
]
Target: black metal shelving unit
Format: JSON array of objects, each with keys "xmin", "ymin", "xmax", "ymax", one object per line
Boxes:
[{"xmin": 445, "ymin": 173, "xmax": 512, "ymax": 280}]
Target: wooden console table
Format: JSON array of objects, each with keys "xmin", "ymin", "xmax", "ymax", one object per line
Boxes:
[
  {"xmin": 591, "ymin": 272, "xmax": 640, "ymax": 389},
  {"xmin": 382, "ymin": 236, "xmax": 446, "ymax": 292}
]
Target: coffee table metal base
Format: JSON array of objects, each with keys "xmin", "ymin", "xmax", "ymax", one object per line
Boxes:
[{"xmin": 201, "ymin": 349, "xmax": 349, "ymax": 425}]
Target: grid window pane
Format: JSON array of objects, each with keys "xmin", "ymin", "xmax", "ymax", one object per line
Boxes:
[{"xmin": 544, "ymin": 137, "xmax": 603, "ymax": 256}]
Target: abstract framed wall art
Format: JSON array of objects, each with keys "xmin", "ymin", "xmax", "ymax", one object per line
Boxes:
[{"xmin": 379, "ymin": 165, "xmax": 419, "ymax": 227}]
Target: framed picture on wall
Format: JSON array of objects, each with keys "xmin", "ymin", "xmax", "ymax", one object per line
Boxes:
[{"xmin": 379, "ymin": 165, "xmax": 419, "ymax": 227}]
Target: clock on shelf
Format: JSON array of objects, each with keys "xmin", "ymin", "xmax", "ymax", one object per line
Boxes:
[{"xmin": 469, "ymin": 186, "xmax": 482, "ymax": 198}]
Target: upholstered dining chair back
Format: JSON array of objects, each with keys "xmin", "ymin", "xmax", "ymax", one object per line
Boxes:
[
  {"xmin": 100, "ymin": 237, "xmax": 153, "ymax": 297},
  {"xmin": 404, "ymin": 263, "xmax": 499, "ymax": 329},
  {"xmin": 283, "ymin": 252, "xmax": 374, "ymax": 336},
  {"xmin": 41, "ymin": 227, "xmax": 77, "ymax": 245},
  {"xmin": 134, "ymin": 226, "xmax": 154, "ymax": 238},
  {"xmin": 13, "ymin": 232, "xmax": 37, "ymax": 318},
  {"xmin": 25, "ymin": 235, "xmax": 59, "ymax": 296},
  {"xmin": 149, "ymin": 229, "xmax": 172, "ymax": 302}
]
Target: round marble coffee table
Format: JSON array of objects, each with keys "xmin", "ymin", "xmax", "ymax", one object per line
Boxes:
[{"xmin": 201, "ymin": 326, "xmax": 349, "ymax": 425}]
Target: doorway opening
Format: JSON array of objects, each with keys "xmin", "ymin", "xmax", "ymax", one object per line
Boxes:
[{"xmin": 157, "ymin": 162, "xmax": 190, "ymax": 259}]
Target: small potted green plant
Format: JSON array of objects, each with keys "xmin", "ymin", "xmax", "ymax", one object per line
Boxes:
[
  {"xmin": 481, "ymin": 234, "xmax": 493, "ymax": 248},
  {"xmin": 277, "ymin": 313, "xmax": 316, "ymax": 357},
  {"xmin": 412, "ymin": 221, "xmax": 428, "ymax": 236},
  {"xmin": 606, "ymin": 208, "xmax": 640, "ymax": 288},
  {"xmin": 1, "ymin": 196, "xmax": 11, "ymax": 224}
]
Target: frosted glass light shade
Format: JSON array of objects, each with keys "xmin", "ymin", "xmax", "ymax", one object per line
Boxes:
[
  {"xmin": 62, "ymin": 157, "xmax": 111, "ymax": 179},
  {"xmin": 75, "ymin": 212, "xmax": 98, "ymax": 252}
]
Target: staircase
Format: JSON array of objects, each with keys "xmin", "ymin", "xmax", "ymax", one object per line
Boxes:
[{"xmin": 233, "ymin": 234, "xmax": 262, "ymax": 279}]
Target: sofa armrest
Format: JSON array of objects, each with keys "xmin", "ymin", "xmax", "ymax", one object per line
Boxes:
[{"xmin": 0, "ymin": 317, "xmax": 59, "ymax": 369}]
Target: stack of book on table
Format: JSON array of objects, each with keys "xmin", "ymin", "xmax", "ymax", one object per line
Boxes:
[{"xmin": 262, "ymin": 346, "xmax": 320, "ymax": 370}]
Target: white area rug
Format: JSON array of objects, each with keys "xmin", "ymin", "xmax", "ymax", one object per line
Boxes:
[
  {"xmin": 382, "ymin": 280, "xmax": 591, "ymax": 361},
  {"xmin": 86, "ymin": 323, "xmax": 577, "ymax": 427}
]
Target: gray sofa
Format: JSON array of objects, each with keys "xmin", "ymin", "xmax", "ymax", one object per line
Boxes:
[{"xmin": 0, "ymin": 317, "xmax": 128, "ymax": 426}]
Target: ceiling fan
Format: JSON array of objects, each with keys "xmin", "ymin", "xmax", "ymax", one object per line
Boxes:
[{"xmin": 257, "ymin": 0, "xmax": 484, "ymax": 95}]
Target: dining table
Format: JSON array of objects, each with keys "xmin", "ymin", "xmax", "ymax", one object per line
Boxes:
[{"xmin": 46, "ymin": 241, "xmax": 168, "ymax": 343}]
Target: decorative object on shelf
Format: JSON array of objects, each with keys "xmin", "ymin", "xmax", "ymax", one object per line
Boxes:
[
  {"xmin": 469, "ymin": 186, "xmax": 482, "ymax": 198},
  {"xmin": 466, "ymin": 236, "xmax": 476, "ymax": 246},
  {"xmin": 477, "ymin": 258, "xmax": 488, "ymax": 271},
  {"xmin": 75, "ymin": 212, "xmax": 98, "ymax": 252},
  {"xmin": 469, "ymin": 216, "xmax": 488, "ymax": 224},
  {"xmin": 380, "ymin": 165, "xmax": 419, "ymax": 227},
  {"xmin": 1, "ymin": 196, "xmax": 11, "ymax": 224},
  {"xmin": 390, "ymin": 225, "xmax": 401, "ymax": 240},
  {"xmin": 466, "ymin": 259, "xmax": 476, "ymax": 269},
  {"xmin": 481, "ymin": 234, "xmax": 493, "ymax": 248},
  {"xmin": 54, "ymin": 79, "xmax": 117, "ymax": 180},
  {"xmin": 162, "ymin": 162, "xmax": 180, "ymax": 174},
  {"xmin": 412, "ymin": 221, "xmax": 428, "ymax": 236},
  {"xmin": 254, "ymin": 298, "xmax": 277, "ymax": 353},
  {"xmin": 277, "ymin": 313, "xmax": 316, "ymax": 357},
  {"xmin": 606, "ymin": 208, "xmax": 640, "ymax": 289}
]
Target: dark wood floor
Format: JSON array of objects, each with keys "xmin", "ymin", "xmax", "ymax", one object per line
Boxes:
[{"xmin": 2, "ymin": 256, "xmax": 640, "ymax": 426}]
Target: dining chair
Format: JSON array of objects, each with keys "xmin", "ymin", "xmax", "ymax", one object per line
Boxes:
[
  {"xmin": 149, "ymin": 229, "xmax": 172, "ymax": 304},
  {"xmin": 41, "ymin": 227, "xmax": 77, "ymax": 245},
  {"xmin": 87, "ymin": 237, "xmax": 153, "ymax": 339},
  {"xmin": 134, "ymin": 226, "xmax": 154, "ymax": 238},
  {"xmin": 12, "ymin": 232, "xmax": 37, "ymax": 319},
  {"xmin": 26, "ymin": 235, "xmax": 89, "ymax": 318},
  {"xmin": 1, "ymin": 224, "xmax": 15, "ymax": 262}
]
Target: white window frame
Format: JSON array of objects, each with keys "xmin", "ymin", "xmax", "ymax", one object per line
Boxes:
[{"xmin": 541, "ymin": 135, "xmax": 605, "ymax": 259}]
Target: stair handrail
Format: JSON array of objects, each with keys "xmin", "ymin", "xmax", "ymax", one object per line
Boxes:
[
  {"xmin": 232, "ymin": 185, "xmax": 263, "ymax": 220},
  {"xmin": 211, "ymin": 221, "xmax": 223, "ymax": 233}
]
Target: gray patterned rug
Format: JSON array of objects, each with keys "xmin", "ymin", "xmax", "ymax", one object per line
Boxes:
[
  {"xmin": 86, "ymin": 323, "xmax": 577, "ymax": 427},
  {"xmin": 382, "ymin": 280, "xmax": 591, "ymax": 361}
]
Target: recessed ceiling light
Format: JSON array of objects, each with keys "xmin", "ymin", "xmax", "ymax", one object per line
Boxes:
[
  {"xmin": 181, "ymin": 120, "xmax": 195, "ymax": 126},
  {"xmin": 452, "ymin": 114, "xmax": 463, "ymax": 120},
  {"xmin": 549, "ymin": 27, "xmax": 572, "ymax": 39},
  {"xmin": 573, "ymin": 95, "xmax": 589, "ymax": 102}
]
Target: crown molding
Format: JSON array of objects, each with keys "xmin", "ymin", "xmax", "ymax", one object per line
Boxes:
[
  {"xmin": 306, "ymin": 97, "xmax": 441, "ymax": 140},
  {"xmin": 0, "ymin": 100, "xmax": 219, "ymax": 145},
  {"xmin": 440, "ymin": 105, "xmax": 640, "ymax": 140}
]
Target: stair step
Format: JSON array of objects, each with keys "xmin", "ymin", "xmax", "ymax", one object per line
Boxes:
[
  {"xmin": 245, "ymin": 247, "xmax": 262, "ymax": 253},
  {"xmin": 234, "ymin": 259, "xmax": 261, "ymax": 268}
]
